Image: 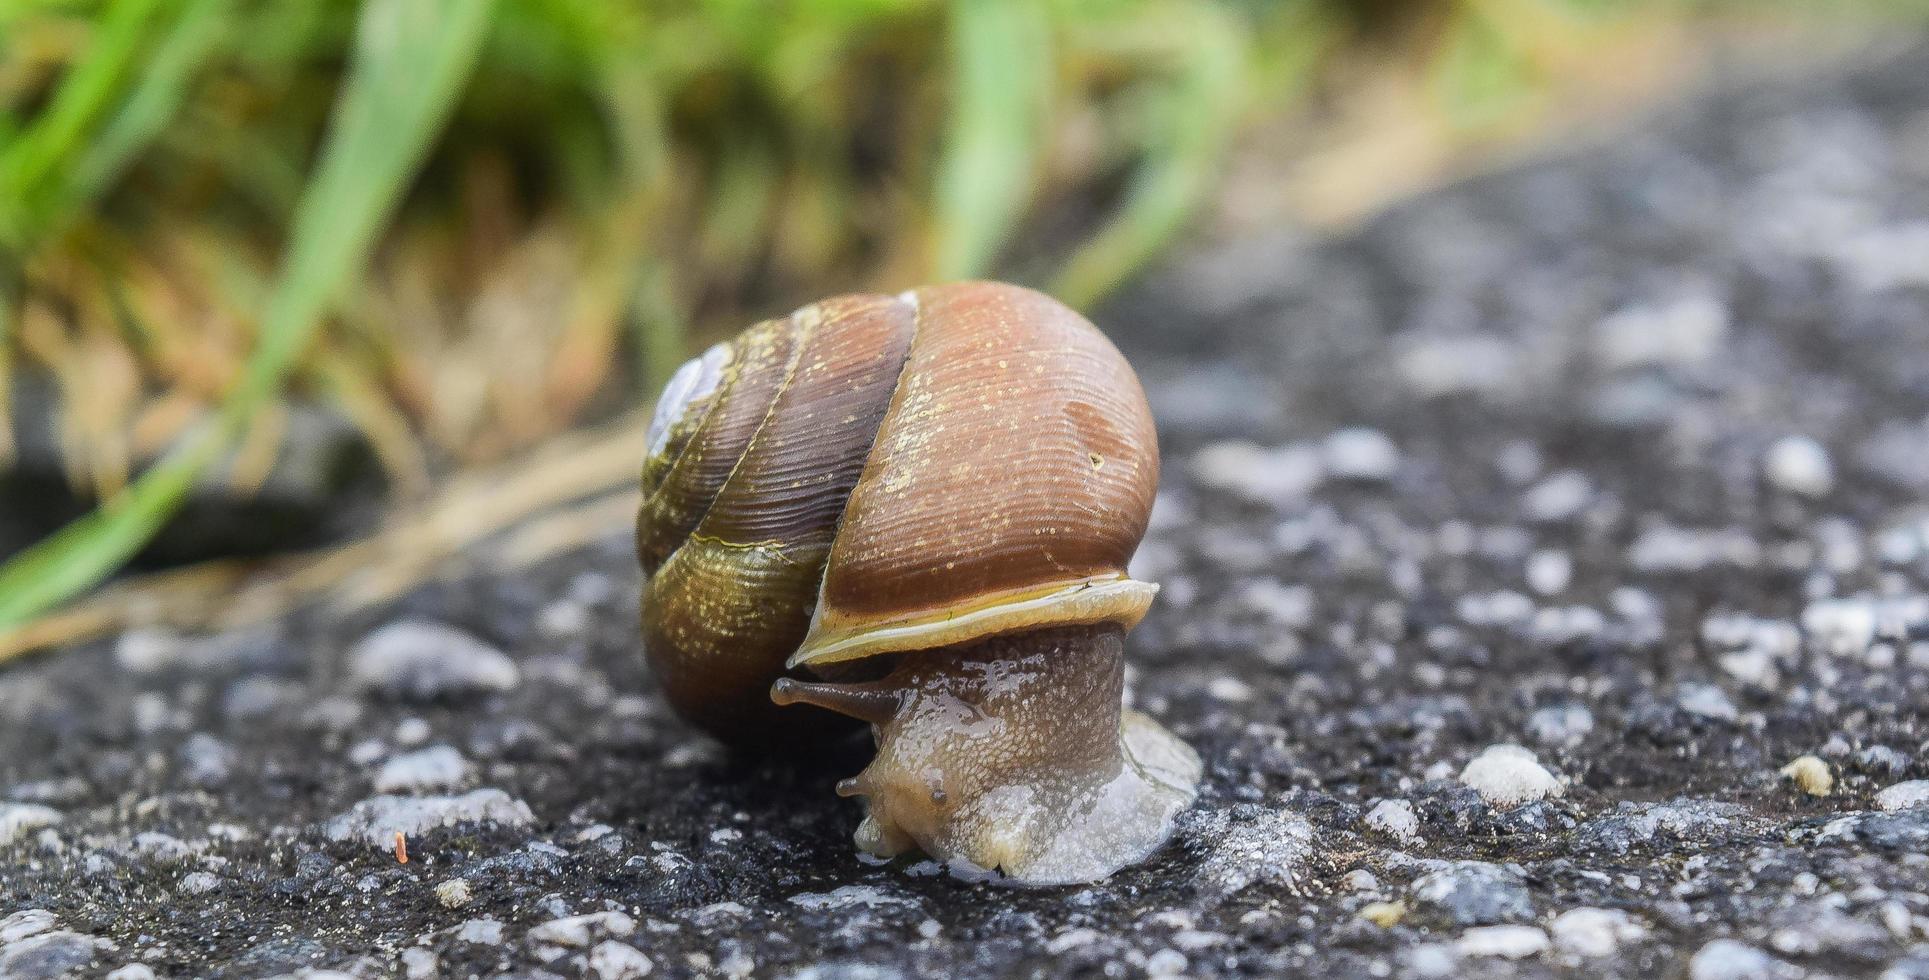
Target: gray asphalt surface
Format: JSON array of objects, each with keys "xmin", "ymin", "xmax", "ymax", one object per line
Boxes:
[{"xmin": 5, "ymin": 44, "xmax": 1929, "ymax": 980}]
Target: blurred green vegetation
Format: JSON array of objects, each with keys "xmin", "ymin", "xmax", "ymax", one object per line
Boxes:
[{"xmin": 0, "ymin": 0, "xmax": 1914, "ymax": 625}]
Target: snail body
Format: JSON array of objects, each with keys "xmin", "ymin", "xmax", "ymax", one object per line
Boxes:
[{"xmin": 638, "ymin": 281, "xmax": 1199, "ymax": 884}]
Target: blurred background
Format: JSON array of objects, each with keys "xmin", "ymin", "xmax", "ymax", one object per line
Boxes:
[{"xmin": 0, "ymin": 0, "xmax": 1922, "ymax": 646}]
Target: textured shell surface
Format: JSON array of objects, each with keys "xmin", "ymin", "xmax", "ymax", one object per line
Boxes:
[
  {"xmin": 794, "ymin": 282, "xmax": 1160, "ymax": 668},
  {"xmin": 640, "ymin": 294, "xmax": 914, "ymax": 736},
  {"xmin": 645, "ymin": 341, "xmax": 729, "ymax": 459},
  {"xmin": 637, "ymin": 281, "xmax": 1160, "ymax": 737}
]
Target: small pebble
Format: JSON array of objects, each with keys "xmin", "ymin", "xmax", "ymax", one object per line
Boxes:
[
  {"xmin": 787, "ymin": 885, "xmax": 921, "ymax": 912},
  {"xmin": 178, "ymin": 872, "xmax": 220, "ymax": 895},
  {"xmin": 1875, "ymin": 780, "xmax": 1929, "ymax": 812},
  {"xmin": 1322, "ymin": 428, "xmax": 1400, "ymax": 481},
  {"xmin": 1189, "ymin": 440, "xmax": 1322, "ymax": 504},
  {"xmin": 400, "ymin": 947, "xmax": 437, "ymax": 979},
  {"xmin": 1527, "ymin": 705, "xmax": 1595, "ymax": 747},
  {"xmin": 1677, "ymin": 683, "xmax": 1739, "ymax": 722},
  {"xmin": 1526, "ymin": 549, "xmax": 1573, "ymax": 595},
  {"xmin": 1549, "ymin": 908, "xmax": 1646, "ymax": 959},
  {"xmin": 347, "ymin": 620, "xmax": 520, "ymax": 700},
  {"xmin": 528, "ymin": 911, "xmax": 636, "ymax": 948},
  {"xmin": 1523, "ymin": 471, "xmax": 1594, "ymax": 522},
  {"xmin": 1459, "ymin": 745, "xmax": 1564, "ymax": 807},
  {"xmin": 1145, "ymin": 949, "xmax": 1188, "ymax": 977},
  {"xmin": 1803, "ymin": 598, "xmax": 1877, "ymax": 656},
  {"xmin": 589, "ymin": 940, "xmax": 655, "ymax": 979},
  {"xmin": 324, "ymin": 789, "xmax": 534, "ymax": 848},
  {"xmin": 1456, "ymin": 925, "xmax": 1549, "ymax": 959},
  {"xmin": 1689, "ymin": 939, "xmax": 1793, "ymax": 980},
  {"xmin": 373, "ymin": 746, "xmax": 475, "ymax": 794},
  {"xmin": 0, "ymin": 803, "xmax": 62, "ymax": 844},
  {"xmin": 435, "ymin": 878, "xmax": 474, "ymax": 909},
  {"xmin": 1341, "ymin": 869, "xmax": 1380, "ymax": 892},
  {"xmin": 1411, "ymin": 862, "xmax": 1533, "ymax": 926},
  {"xmin": 393, "ymin": 717, "xmax": 433, "ymax": 746},
  {"xmin": 1365, "ymin": 799, "xmax": 1421, "ymax": 843},
  {"xmin": 1764, "ymin": 436, "xmax": 1834, "ymax": 497},
  {"xmin": 0, "ymin": 910, "xmax": 55, "ymax": 943},
  {"xmin": 456, "ymin": 918, "xmax": 504, "ymax": 945}
]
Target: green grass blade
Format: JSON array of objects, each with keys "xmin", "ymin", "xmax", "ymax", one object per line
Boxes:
[
  {"xmin": 1051, "ymin": 2, "xmax": 1246, "ymax": 309},
  {"xmin": 0, "ymin": 0, "xmax": 499, "ymax": 629},
  {"xmin": 30, "ymin": 0, "xmax": 235, "ymax": 241},
  {"xmin": 0, "ymin": 0, "xmax": 166, "ymax": 248},
  {"xmin": 0, "ymin": 271, "xmax": 14, "ymax": 463},
  {"xmin": 932, "ymin": 0, "xmax": 1052, "ymax": 280}
]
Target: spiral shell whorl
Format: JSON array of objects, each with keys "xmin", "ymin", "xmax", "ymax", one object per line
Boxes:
[{"xmin": 640, "ymin": 294, "xmax": 915, "ymax": 738}]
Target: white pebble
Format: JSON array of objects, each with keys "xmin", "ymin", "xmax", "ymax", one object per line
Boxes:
[
  {"xmin": 177, "ymin": 872, "xmax": 220, "ymax": 895},
  {"xmin": 787, "ymin": 885, "xmax": 921, "ymax": 912},
  {"xmin": 1207, "ymin": 676, "xmax": 1253, "ymax": 703},
  {"xmin": 0, "ymin": 909, "xmax": 56, "ymax": 942},
  {"xmin": 324, "ymin": 789, "xmax": 533, "ymax": 848},
  {"xmin": 0, "ymin": 803, "xmax": 62, "ymax": 844},
  {"xmin": 1594, "ymin": 292, "xmax": 1728, "ymax": 371},
  {"xmin": 1397, "ymin": 333, "xmax": 1521, "ymax": 399},
  {"xmin": 105, "ymin": 966, "xmax": 158, "ymax": 980},
  {"xmin": 1764, "ymin": 436, "xmax": 1833, "ymax": 496},
  {"xmin": 1322, "ymin": 428, "xmax": 1400, "ymax": 481},
  {"xmin": 528, "ymin": 911, "xmax": 635, "ymax": 948},
  {"xmin": 1875, "ymin": 780, "xmax": 1929, "ymax": 812},
  {"xmin": 401, "ymin": 947, "xmax": 437, "ymax": 979},
  {"xmin": 1456, "ymin": 925, "xmax": 1549, "ymax": 959},
  {"xmin": 1689, "ymin": 939, "xmax": 1792, "ymax": 980},
  {"xmin": 1189, "ymin": 440, "xmax": 1323, "ymax": 504},
  {"xmin": 588, "ymin": 940, "xmax": 655, "ymax": 979},
  {"xmin": 1523, "ymin": 471, "xmax": 1594, "ymax": 522},
  {"xmin": 456, "ymin": 918, "xmax": 504, "ymax": 945},
  {"xmin": 1365, "ymin": 799, "xmax": 1421, "ymax": 843},
  {"xmin": 393, "ymin": 717, "xmax": 432, "ymax": 746},
  {"xmin": 1405, "ymin": 943, "xmax": 1461, "ymax": 978},
  {"xmin": 1341, "ymin": 869, "xmax": 1381, "ymax": 892},
  {"xmin": 113, "ymin": 629, "xmax": 188, "ymax": 673},
  {"xmin": 1803, "ymin": 597, "xmax": 1877, "ymax": 656},
  {"xmin": 1526, "ymin": 705, "xmax": 1595, "ymax": 747},
  {"xmin": 1145, "ymin": 948, "xmax": 1189, "ymax": 977},
  {"xmin": 1549, "ymin": 907, "xmax": 1647, "ymax": 958},
  {"xmin": 1676, "ymin": 683, "xmax": 1739, "ymax": 722},
  {"xmin": 348, "ymin": 620, "xmax": 520, "ymax": 699},
  {"xmin": 374, "ymin": 746, "xmax": 475, "ymax": 794},
  {"xmin": 1459, "ymin": 745, "xmax": 1563, "ymax": 807},
  {"xmin": 1526, "ymin": 550, "xmax": 1573, "ymax": 596}
]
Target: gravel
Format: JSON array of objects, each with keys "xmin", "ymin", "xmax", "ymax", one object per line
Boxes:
[
  {"xmin": 6, "ymin": 45, "xmax": 1929, "ymax": 978},
  {"xmin": 1458, "ymin": 744, "xmax": 1564, "ymax": 806},
  {"xmin": 346, "ymin": 620, "xmax": 521, "ymax": 699},
  {"xmin": 1409, "ymin": 861, "xmax": 1535, "ymax": 927}
]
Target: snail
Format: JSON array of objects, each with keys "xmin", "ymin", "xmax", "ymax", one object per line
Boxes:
[{"xmin": 638, "ymin": 281, "xmax": 1200, "ymax": 884}]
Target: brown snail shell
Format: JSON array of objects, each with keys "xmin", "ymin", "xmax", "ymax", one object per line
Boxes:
[{"xmin": 638, "ymin": 281, "xmax": 1199, "ymax": 884}]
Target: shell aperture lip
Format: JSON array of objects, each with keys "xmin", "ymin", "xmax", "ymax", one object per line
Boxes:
[{"xmin": 790, "ymin": 574, "xmax": 1158, "ymax": 670}]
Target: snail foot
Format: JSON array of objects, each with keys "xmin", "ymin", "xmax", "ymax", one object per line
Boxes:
[{"xmin": 776, "ymin": 625, "xmax": 1199, "ymax": 884}]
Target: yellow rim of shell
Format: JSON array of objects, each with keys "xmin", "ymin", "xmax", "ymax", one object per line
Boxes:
[{"xmin": 787, "ymin": 574, "xmax": 1159, "ymax": 670}]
